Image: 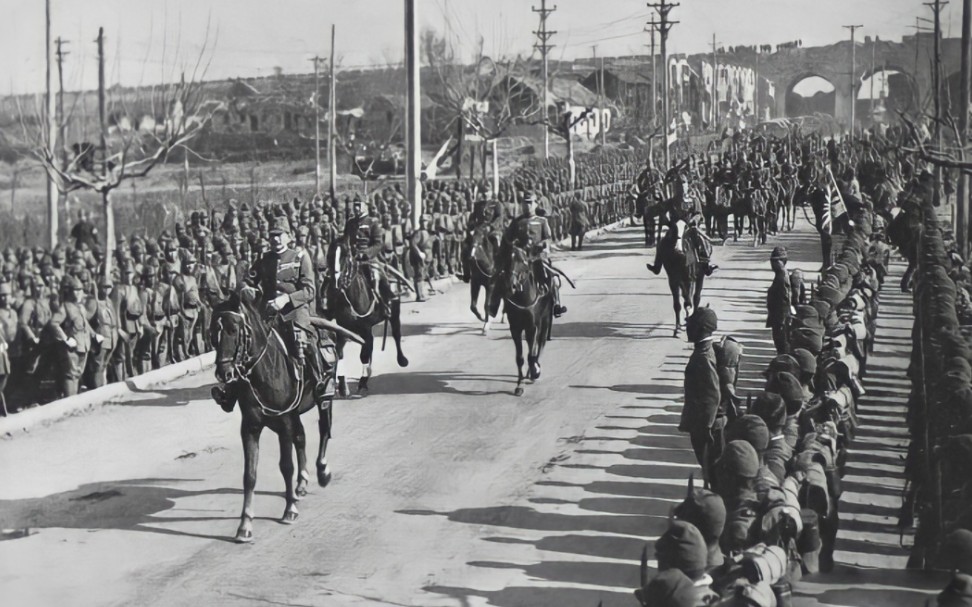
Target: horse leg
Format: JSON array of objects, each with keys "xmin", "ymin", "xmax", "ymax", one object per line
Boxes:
[
  {"xmin": 470, "ymin": 280, "xmax": 484, "ymax": 322},
  {"xmin": 751, "ymin": 214, "xmax": 759, "ymax": 248},
  {"xmin": 390, "ymin": 299, "xmax": 409, "ymax": 367},
  {"xmin": 481, "ymin": 282, "xmax": 492, "ymax": 335},
  {"xmin": 357, "ymin": 333, "xmax": 374, "ymax": 396},
  {"xmin": 694, "ymin": 275, "xmax": 705, "ymax": 310},
  {"xmin": 526, "ymin": 322, "xmax": 541, "ymax": 381},
  {"xmin": 669, "ymin": 276, "xmax": 682, "ymax": 338},
  {"xmin": 236, "ymin": 422, "xmax": 262, "ymax": 543},
  {"xmin": 278, "ymin": 428, "xmax": 299, "ymax": 524},
  {"xmin": 293, "ymin": 416, "xmax": 309, "ymax": 499},
  {"xmin": 316, "ymin": 399, "xmax": 333, "ymax": 487},
  {"xmin": 335, "ymin": 335, "xmax": 349, "ymax": 398},
  {"xmin": 512, "ymin": 324, "xmax": 525, "ymax": 396}
]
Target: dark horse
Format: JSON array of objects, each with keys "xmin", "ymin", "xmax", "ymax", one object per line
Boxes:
[
  {"xmin": 499, "ymin": 246, "xmax": 553, "ymax": 396},
  {"xmin": 326, "ymin": 217, "xmax": 408, "ymax": 396},
  {"xmin": 468, "ymin": 226, "xmax": 499, "ymax": 334},
  {"xmin": 733, "ymin": 186, "xmax": 768, "ymax": 247},
  {"xmin": 660, "ymin": 219, "xmax": 707, "ymax": 338},
  {"xmin": 210, "ymin": 288, "xmax": 335, "ymax": 543}
]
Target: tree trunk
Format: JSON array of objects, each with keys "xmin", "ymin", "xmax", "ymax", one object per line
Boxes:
[
  {"xmin": 9, "ymin": 167, "xmax": 18, "ymax": 211},
  {"xmin": 103, "ymin": 188, "xmax": 115, "ymax": 278},
  {"xmin": 567, "ymin": 131, "xmax": 576, "ymax": 189},
  {"xmin": 469, "ymin": 139, "xmax": 475, "ymax": 178},
  {"xmin": 480, "ymin": 140, "xmax": 488, "ymax": 180}
]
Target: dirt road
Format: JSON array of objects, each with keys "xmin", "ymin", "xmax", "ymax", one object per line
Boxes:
[{"xmin": 0, "ymin": 220, "xmax": 943, "ymax": 606}]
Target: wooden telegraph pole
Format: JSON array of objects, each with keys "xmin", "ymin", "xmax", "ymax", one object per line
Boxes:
[
  {"xmin": 958, "ymin": 0, "xmax": 971, "ymax": 255},
  {"xmin": 647, "ymin": 0, "xmax": 679, "ymax": 172},
  {"xmin": 533, "ymin": 0, "xmax": 557, "ymax": 159},
  {"xmin": 405, "ymin": 0, "xmax": 422, "ymax": 229},
  {"xmin": 310, "ymin": 55, "xmax": 323, "ymax": 196},
  {"xmin": 45, "ymin": 0, "xmax": 58, "ymax": 247},
  {"xmin": 329, "ymin": 25, "xmax": 337, "ymax": 203},
  {"xmin": 843, "ymin": 24, "xmax": 864, "ymax": 138}
]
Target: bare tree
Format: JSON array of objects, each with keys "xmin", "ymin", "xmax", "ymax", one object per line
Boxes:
[
  {"xmin": 422, "ymin": 28, "xmax": 540, "ymax": 181},
  {"xmin": 17, "ymin": 27, "xmax": 222, "ymax": 276}
]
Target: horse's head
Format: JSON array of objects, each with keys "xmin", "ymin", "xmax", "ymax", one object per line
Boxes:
[
  {"xmin": 211, "ymin": 287, "xmax": 261, "ymax": 384},
  {"xmin": 507, "ymin": 246, "xmax": 533, "ymax": 292},
  {"xmin": 327, "ymin": 233, "xmax": 357, "ymax": 289}
]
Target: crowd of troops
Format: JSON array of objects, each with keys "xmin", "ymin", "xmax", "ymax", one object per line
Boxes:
[
  {"xmin": 0, "ymin": 148, "xmax": 638, "ymax": 415},
  {"xmin": 634, "ymin": 126, "xmax": 972, "ymax": 606}
]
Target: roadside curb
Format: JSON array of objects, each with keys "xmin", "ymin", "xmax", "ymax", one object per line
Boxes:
[
  {"xmin": 1, "ymin": 217, "xmax": 632, "ymax": 436},
  {"xmin": 0, "ymin": 352, "xmax": 216, "ymax": 437}
]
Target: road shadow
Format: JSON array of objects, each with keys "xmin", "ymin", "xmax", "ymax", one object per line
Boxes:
[
  {"xmin": 368, "ymin": 371, "xmax": 515, "ymax": 397},
  {"xmin": 0, "ymin": 478, "xmax": 288, "ymax": 543}
]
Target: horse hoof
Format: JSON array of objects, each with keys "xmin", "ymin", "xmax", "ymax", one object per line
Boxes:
[
  {"xmin": 357, "ymin": 385, "xmax": 369, "ymax": 397},
  {"xmin": 397, "ymin": 354, "xmax": 409, "ymax": 367},
  {"xmin": 234, "ymin": 529, "xmax": 253, "ymax": 544},
  {"xmin": 337, "ymin": 377, "xmax": 349, "ymax": 398},
  {"xmin": 281, "ymin": 510, "xmax": 299, "ymax": 525},
  {"xmin": 296, "ymin": 486, "xmax": 308, "ymax": 499},
  {"xmin": 514, "ymin": 387, "xmax": 524, "ymax": 397},
  {"xmin": 317, "ymin": 465, "xmax": 333, "ymax": 487}
]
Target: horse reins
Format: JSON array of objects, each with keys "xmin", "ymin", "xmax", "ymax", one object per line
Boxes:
[{"xmin": 214, "ymin": 309, "xmax": 304, "ymax": 417}]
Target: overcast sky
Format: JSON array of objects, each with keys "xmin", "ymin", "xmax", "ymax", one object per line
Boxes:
[{"xmin": 0, "ymin": 0, "xmax": 957, "ymax": 94}]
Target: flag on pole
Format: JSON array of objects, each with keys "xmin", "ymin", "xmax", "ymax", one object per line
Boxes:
[{"xmin": 666, "ymin": 117, "xmax": 678, "ymax": 147}]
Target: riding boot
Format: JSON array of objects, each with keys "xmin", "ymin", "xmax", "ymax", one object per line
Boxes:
[
  {"xmin": 305, "ymin": 343, "xmax": 333, "ymax": 402},
  {"xmin": 455, "ymin": 256, "xmax": 470, "ymax": 283},
  {"xmin": 211, "ymin": 382, "xmax": 238, "ymax": 413}
]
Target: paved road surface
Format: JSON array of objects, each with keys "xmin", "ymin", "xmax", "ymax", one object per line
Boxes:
[{"xmin": 0, "ymin": 217, "xmax": 946, "ymax": 606}]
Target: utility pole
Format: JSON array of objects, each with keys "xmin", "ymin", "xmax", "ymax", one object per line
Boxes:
[
  {"xmin": 533, "ymin": 0, "xmax": 557, "ymax": 159},
  {"xmin": 647, "ymin": 0, "xmax": 679, "ymax": 171},
  {"xmin": 957, "ymin": 0, "xmax": 971, "ymax": 255},
  {"xmin": 645, "ymin": 23, "xmax": 657, "ymax": 127},
  {"xmin": 710, "ymin": 33, "xmax": 720, "ymax": 129},
  {"xmin": 310, "ymin": 55, "xmax": 323, "ymax": 196},
  {"xmin": 97, "ymin": 26, "xmax": 114, "ymax": 275},
  {"xmin": 843, "ymin": 24, "xmax": 864, "ymax": 139},
  {"xmin": 329, "ymin": 25, "xmax": 337, "ymax": 203},
  {"xmin": 869, "ymin": 38, "xmax": 876, "ymax": 127},
  {"xmin": 45, "ymin": 0, "xmax": 57, "ymax": 248},
  {"xmin": 405, "ymin": 0, "xmax": 422, "ymax": 229},
  {"xmin": 55, "ymin": 37, "xmax": 69, "ymax": 172},
  {"xmin": 926, "ymin": 0, "xmax": 948, "ymax": 210}
]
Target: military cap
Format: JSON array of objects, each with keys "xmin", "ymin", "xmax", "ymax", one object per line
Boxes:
[
  {"xmin": 673, "ymin": 475, "xmax": 727, "ymax": 569},
  {"xmin": 655, "ymin": 520, "xmax": 709, "ymax": 580},
  {"xmin": 938, "ymin": 573, "xmax": 972, "ymax": 607},
  {"xmin": 720, "ymin": 580, "xmax": 778, "ymax": 607},
  {"xmin": 97, "ymin": 274, "xmax": 113, "ymax": 288},
  {"xmin": 941, "ymin": 530, "xmax": 972, "ymax": 576},
  {"xmin": 718, "ymin": 440, "xmax": 760, "ymax": 479},
  {"xmin": 0, "ymin": 282, "xmax": 11, "ymax": 296},
  {"xmin": 686, "ymin": 307, "xmax": 718, "ymax": 341},
  {"xmin": 751, "ymin": 392, "xmax": 787, "ymax": 434},
  {"xmin": 141, "ymin": 263, "xmax": 157, "ymax": 277},
  {"xmin": 775, "ymin": 372, "xmax": 806, "ymax": 414},
  {"xmin": 816, "ymin": 284, "xmax": 841, "ymax": 306},
  {"xmin": 770, "ymin": 246, "xmax": 787, "ymax": 261},
  {"xmin": 634, "ymin": 569, "xmax": 697, "ymax": 607},
  {"xmin": 726, "ymin": 415, "xmax": 770, "ymax": 453},
  {"xmin": 765, "ymin": 354, "xmax": 800, "ymax": 379},
  {"xmin": 63, "ymin": 275, "xmax": 83, "ymax": 290}
]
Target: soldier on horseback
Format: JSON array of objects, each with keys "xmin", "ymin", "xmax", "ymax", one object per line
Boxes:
[
  {"xmin": 211, "ymin": 225, "xmax": 331, "ymax": 413},
  {"xmin": 645, "ymin": 171, "xmax": 718, "ymax": 276},
  {"xmin": 456, "ymin": 190, "xmax": 505, "ymax": 283},
  {"xmin": 349, "ymin": 197, "xmax": 398, "ymax": 318},
  {"xmin": 489, "ymin": 192, "xmax": 567, "ymax": 318}
]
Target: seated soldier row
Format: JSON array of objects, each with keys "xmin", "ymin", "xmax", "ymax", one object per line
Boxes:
[{"xmin": 637, "ymin": 206, "xmax": 891, "ymax": 606}]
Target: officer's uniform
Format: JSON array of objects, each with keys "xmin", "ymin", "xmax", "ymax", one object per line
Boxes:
[
  {"xmin": 86, "ymin": 276, "xmax": 119, "ymax": 387},
  {"xmin": 48, "ymin": 277, "xmax": 94, "ymax": 398},
  {"xmin": 352, "ymin": 214, "xmax": 397, "ymax": 314},
  {"xmin": 112, "ymin": 267, "xmax": 143, "ymax": 379},
  {"xmin": 766, "ymin": 246, "xmax": 792, "ymax": 355},
  {"xmin": 137, "ymin": 265, "xmax": 167, "ymax": 373},
  {"xmin": 173, "ymin": 259, "xmax": 202, "ymax": 361},
  {"xmin": 680, "ymin": 308, "xmax": 723, "ymax": 481}
]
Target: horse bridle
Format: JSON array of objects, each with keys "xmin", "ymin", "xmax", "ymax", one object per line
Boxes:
[{"xmin": 213, "ymin": 309, "xmax": 304, "ymax": 417}]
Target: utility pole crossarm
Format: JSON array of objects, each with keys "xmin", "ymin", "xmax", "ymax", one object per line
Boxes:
[
  {"xmin": 533, "ymin": 0, "xmax": 557, "ymax": 159},
  {"xmin": 646, "ymin": 0, "xmax": 679, "ymax": 171}
]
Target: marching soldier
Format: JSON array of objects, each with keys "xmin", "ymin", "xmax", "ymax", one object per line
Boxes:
[
  {"xmin": 86, "ymin": 275, "xmax": 119, "ymax": 387},
  {"xmin": 0, "ymin": 283, "xmax": 19, "ymax": 415},
  {"xmin": 679, "ymin": 307, "xmax": 723, "ymax": 482},
  {"xmin": 112, "ymin": 262, "xmax": 143, "ymax": 379},
  {"xmin": 766, "ymin": 246, "xmax": 793, "ymax": 355},
  {"xmin": 48, "ymin": 276, "xmax": 95, "ymax": 398},
  {"xmin": 136, "ymin": 264, "xmax": 167, "ymax": 373},
  {"xmin": 409, "ymin": 215, "xmax": 434, "ymax": 302},
  {"xmin": 173, "ymin": 255, "xmax": 203, "ymax": 361}
]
